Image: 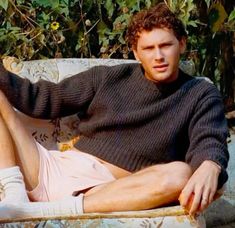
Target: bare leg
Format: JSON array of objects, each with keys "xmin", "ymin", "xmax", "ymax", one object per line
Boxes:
[
  {"xmin": 0, "ymin": 113, "xmax": 16, "ymax": 169},
  {"xmin": 83, "ymin": 161, "xmax": 192, "ymax": 212},
  {"xmin": 0, "ymin": 90, "xmax": 192, "ymax": 215},
  {"xmin": 0, "ymin": 92, "xmax": 86, "ymax": 217},
  {"xmin": 0, "ymin": 90, "xmax": 39, "ymax": 190},
  {"xmin": 0, "ymin": 161, "xmax": 192, "ymax": 219},
  {"xmin": 0, "ymin": 109, "xmax": 30, "ymax": 202}
]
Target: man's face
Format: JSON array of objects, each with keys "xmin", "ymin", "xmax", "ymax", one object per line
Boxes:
[{"xmin": 133, "ymin": 28, "xmax": 186, "ymax": 84}]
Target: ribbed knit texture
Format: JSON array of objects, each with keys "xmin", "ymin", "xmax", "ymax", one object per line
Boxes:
[{"xmin": 0, "ymin": 63, "xmax": 229, "ymax": 189}]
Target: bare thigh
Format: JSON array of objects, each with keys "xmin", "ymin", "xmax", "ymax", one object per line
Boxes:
[
  {"xmin": 83, "ymin": 161, "xmax": 192, "ymax": 212},
  {"xmin": 0, "ymin": 91, "xmax": 40, "ymax": 190}
]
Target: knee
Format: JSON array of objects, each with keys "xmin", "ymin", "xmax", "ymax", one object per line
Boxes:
[
  {"xmin": 168, "ymin": 162, "xmax": 192, "ymax": 190},
  {"xmin": 0, "ymin": 90, "xmax": 5, "ymax": 105},
  {"xmin": 0, "ymin": 90, "xmax": 10, "ymax": 110},
  {"xmin": 0, "ymin": 90, "xmax": 16, "ymax": 120}
]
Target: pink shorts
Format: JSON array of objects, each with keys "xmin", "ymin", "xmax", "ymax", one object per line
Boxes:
[{"xmin": 27, "ymin": 142, "xmax": 115, "ymax": 202}]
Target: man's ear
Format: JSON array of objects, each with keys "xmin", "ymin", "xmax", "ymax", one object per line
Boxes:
[{"xmin": 179, "ymin": 37, "xmax": 187, "ymax": 54}]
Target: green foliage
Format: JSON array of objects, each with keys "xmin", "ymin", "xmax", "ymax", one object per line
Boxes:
[
  {"xmin": 186, "ymin": 1, "xmax": 234, "ymax": 108},
  {"xmin": 165, "ymin": 0, "xmax": 198, "ymax": 28},
  {"xmin": 1, "ymin": 0, "xmax": 232, "ymax": 60},
  {"xmin": 0, "ymin": 0, "xmax": 156, "ymax": 59},
  {"xmin": 0, "ymin": 0, "xmax": 8, "ymax": 10},
  {"xmin": 32, "ymin": 0, "xmax": 60, "ymax": 8},
  {"xmin": 228, "ymin": 9, "xmax": 235, "ymax": 23}
]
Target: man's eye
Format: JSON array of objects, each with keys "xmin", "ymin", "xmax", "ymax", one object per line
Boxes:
[
  {"xmin": 143, "ymin": 46, "xmax": 153, "ymax": 50},
  {"xmin": 162, "ymin": 43, "xmax": 172, "ymax": 47}
]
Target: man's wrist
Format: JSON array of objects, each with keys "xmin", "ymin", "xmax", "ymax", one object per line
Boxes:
[{"xmin": 203, "ymin": 160, "xmax": 221, "ymax": 173}]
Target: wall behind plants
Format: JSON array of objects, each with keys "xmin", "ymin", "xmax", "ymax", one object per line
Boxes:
[{"xmin": 0, "ymin": 0, "xmax": 234, "ymax": 109}]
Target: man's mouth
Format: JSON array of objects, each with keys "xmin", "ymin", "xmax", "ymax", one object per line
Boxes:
[{"xmin": 153, "ymin": 64, "xmax": 168, "ymax": 72}]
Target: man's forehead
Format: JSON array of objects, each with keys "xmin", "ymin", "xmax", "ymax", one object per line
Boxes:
[
  {"xmin": 138, "ymin": 27, "xmax": 174, "ymax": 35},
  {"xmin": 137, "ymin": 28, "xmax": 176, "ymax": 43}
]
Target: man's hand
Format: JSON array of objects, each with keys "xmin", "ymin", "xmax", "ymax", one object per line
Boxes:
[{"xmin": 178, "ymin": 160, "xmax": 221, "ymax": 215}]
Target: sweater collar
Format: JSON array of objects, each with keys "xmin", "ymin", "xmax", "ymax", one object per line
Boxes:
[
  {"xmin": 155, "ymin": 70, "xmax": 193, "ymax": 94},
  {"xmin": 138, "ymin": 65, "xmax": 193, "ymax": 95}
]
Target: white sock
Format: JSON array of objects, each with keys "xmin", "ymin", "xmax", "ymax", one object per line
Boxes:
[
  {"xmin": 0, "ymin": 166, "xmax": 29, "ymax": 203},
  {"xmin": 0, "ymin": 194, "xmax": 84, "ymax": 219}
]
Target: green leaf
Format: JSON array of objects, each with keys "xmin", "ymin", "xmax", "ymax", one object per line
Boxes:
[
  {"xmin": 41, "ymin": 12, "xmax": 50, "ymax": 21},
  {"xmin": 56, "ymin": 4, "xmax": 69, "ymax": 16},
  {"xmin": 61, "ymin": 0, "xmax": 69, "ymax": 5},
  {"xmin": 187, "ymin": 20, "xmax": 198, "ymax": 27},
  {"xmin": 126, "ymin": 0, "xmax": 141, "ymax": 12},
  {"xmin": 104, "ymin": 0, "xmax": 114, "ymax": 18},
  {"xmin": 209, "ymin": 3, "xmax": 228, "ymax": 32},
  {"xmin": 0, "ymin": 34, "xmax": 8, "ymax": 42},
  {"xmin": 16, "ymin": 0, "xmax": 25, "ymax": 4},
  {"xmin": 97, "ymin": 21, "xmax": 110, "ymax": 45},
  {"xmin": 97, "ymin": 21, "xmax": 109, "ymax": 36},
  {"xmin": 118, "ymin": 34, "xmax": 125, "ymax": 44},
  {"xmin": 114, "ymin": 14, "xmax": 130, "ymax": 24},
  {"xmin": 228, "ymin": 9, "xmax": 235, "ymax": 22},
  {"xmin": 0, "ymin": 0, "xmax": 8, "ymax": 11},
  {"xmin": 116, "ymin": 0, "xmax": 125, "ymax": 8},
  {"xmin": 32, "ymin": 0, "xmax": 59, "ymax": 8},
  {"xmin": 126, "ymin": 0, "xmax": 139, "ymax": 9},
  {"xmin": 9, "ymin": 27, "xmax": 21, "ymax": 31}
]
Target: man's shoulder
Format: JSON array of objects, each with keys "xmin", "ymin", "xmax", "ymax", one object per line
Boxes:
[
  {"xmin": 91, "ymin": 62, "xmax": 141, "ymax": 79},
  {"xmin": 93, "ymin": 62, "xmax": 139, "ymax": 71},
  {"xmin": 186, "ymin": 76, "xmax": 221, "ymax": 100},
  {"xmin": 180, "ymin": 71, "xmax": 217, "ymax": 90},
  {"xmin": 177, "ymin": 71, "xmax": 222, "ymax": 101}
]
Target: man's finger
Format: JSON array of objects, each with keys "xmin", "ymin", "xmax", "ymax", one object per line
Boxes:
[
  {"xmin": 209, "ymin": 188, "xmax": 217, "ymax": 204},
  {"xmin": 189, "ymin": 190, "xmax": 201, "ymax": 215},
  {"xmin": 199, "ymin": 188, "xmax": 210, "ymax": 211},
  {"xmin": 199, "ymin": 196, "xmax": 209, "ymax": 211},
  {"xmin": 178, "ymin": 188, "xmax": 192, "ymax": 207}
]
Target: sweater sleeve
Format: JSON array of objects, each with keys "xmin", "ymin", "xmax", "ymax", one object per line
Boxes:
[
  {"xmin": 185, "ymin": 84, "xmax": 229, "ymax": 189},
  {"xmin": 0, "ymin": 63, "xmax": 99, "ymax": 119}
]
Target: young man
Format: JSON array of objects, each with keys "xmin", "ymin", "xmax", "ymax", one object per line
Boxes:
[{"xmin": 0, "ymin": 2, "xmax": 229, "ymax": 218}]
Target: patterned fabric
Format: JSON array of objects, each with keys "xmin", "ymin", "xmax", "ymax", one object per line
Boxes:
[{"xmin": 0, "ymin": 205, "xmax": 206, "ymax": 227}]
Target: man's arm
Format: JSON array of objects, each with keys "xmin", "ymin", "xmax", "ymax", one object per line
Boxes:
[
  {"xmin": 179, "ymin": 84, "xmax": 229, "ymax": 215},
  {"xmin": 179, "ymin": 160, "xmax": 221, "ymax": 214},
  {"xmin": 0, "ymin": 63, "xmax": 97, "ymax": 119}
]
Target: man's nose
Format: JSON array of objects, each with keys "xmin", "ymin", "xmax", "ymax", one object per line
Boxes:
[{"xmin": 154, "ymin": 48, "xmax": 164, "ymax": 61}]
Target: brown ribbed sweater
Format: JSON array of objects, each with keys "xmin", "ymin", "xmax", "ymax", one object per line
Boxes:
[{"xmin": 0, "ymin": 63, "xmax": 229, "ymax": 188}]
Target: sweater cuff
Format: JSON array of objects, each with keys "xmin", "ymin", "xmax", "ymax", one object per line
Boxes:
[
  {"xmin": 218, "ymin": 168, "xmax": 228, "ymax": 190},
  {"xmin": 188, "ymin": 155, "xmax": 228, "ymax": 190}
]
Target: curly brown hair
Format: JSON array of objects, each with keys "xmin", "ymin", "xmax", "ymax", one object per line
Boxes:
[{"xmin": 126, "ymin": 2, "xmax": 187, "ymax": 50}]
